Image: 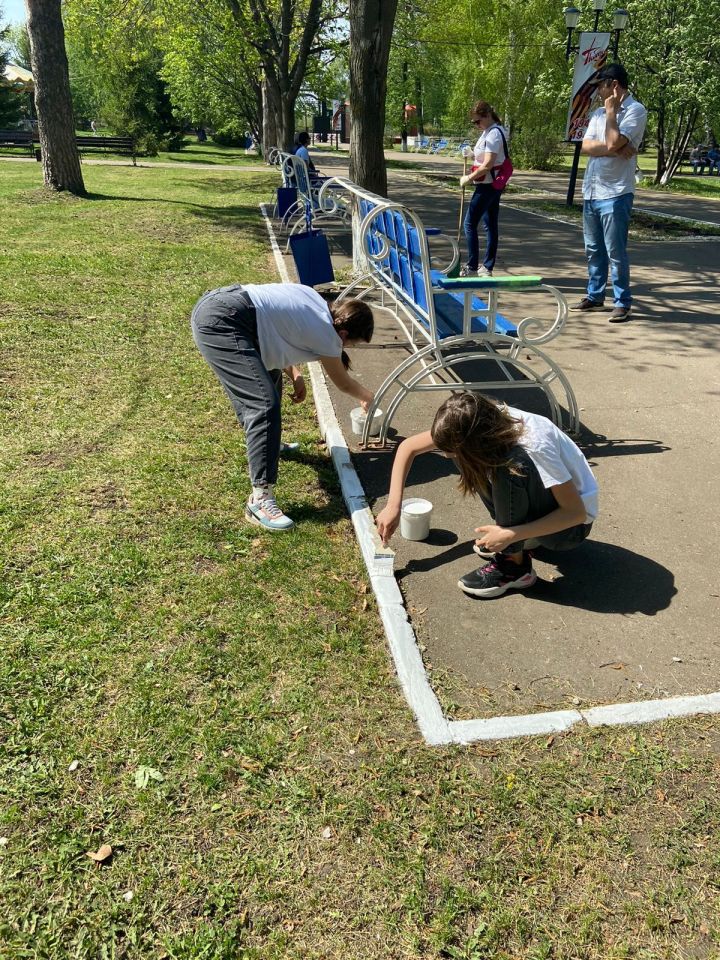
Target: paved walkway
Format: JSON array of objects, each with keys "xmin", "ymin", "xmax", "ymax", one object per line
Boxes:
[{"xmin": 296, "ymin": 154, "xmax": 720, "ymax": 721}]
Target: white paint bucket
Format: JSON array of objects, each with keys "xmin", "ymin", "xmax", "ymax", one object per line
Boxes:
[
  {"xmin": 350, "ymin": 406, "xmax": 383, "ymax": 437},
  {"xmin": 400, "ymin": 498, "xmax": 433, "ymax": 541}
]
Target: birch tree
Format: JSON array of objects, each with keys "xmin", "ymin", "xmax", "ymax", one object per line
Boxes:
[{"xmin": 621, "ymin": 0, "xmax": 720, "ymax": 183}]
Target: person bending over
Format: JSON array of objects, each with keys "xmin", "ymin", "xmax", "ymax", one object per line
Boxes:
[
  {"xmin": 376, "ymin": 392, "xmax": 598, "ymax": 598},
  {"xmin": 192, "ymin": 283, "xmax": 374, "ymax": 532}
]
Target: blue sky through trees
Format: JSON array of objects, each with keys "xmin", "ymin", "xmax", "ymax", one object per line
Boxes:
[{"xmin": 3, "ymin": 0, "xmax": 25, "ymax": 25}]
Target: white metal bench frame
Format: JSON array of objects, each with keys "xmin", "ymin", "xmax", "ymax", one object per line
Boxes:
[{"xmin": 317, "ymin": 176, "xmax": 579, "ymax": 445}]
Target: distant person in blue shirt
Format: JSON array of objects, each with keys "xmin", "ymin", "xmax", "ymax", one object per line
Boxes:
[
  {"xmin": 293, "ymin": 131, "xmax": 318, "ymax": 175},
  {"xmin": 707, "ymin": 146, "xmax": 720, "ymax": 175}
]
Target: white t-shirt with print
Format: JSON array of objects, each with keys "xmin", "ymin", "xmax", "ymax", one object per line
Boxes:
[
  {"xmin": 243, "ymin": 283, "xmax": 342, "ymax": 371},
  {"xmin": 472, "ymin": 125, "xmax": 508, "ymax": 184},
  {"xmin": 507, "ymin": 406, "xmax": 599, "ymax": 521}
]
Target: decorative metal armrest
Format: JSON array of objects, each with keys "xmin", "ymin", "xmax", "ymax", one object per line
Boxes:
[{"xmin": 435, "ymin": 276, "xmax": 568, "ymax": 346}]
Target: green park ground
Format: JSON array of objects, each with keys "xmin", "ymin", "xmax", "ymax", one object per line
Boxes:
[{"xmin": 2, "ymin": 154, "xmax": 720, "ymax": 959}]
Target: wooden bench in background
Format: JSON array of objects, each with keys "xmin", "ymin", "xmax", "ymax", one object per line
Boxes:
[
  {"xmin": 74, "ymin": 135, "xmax": 136, "ymax": 159},
  {"xmin": 0, "ymin": 129, "xmax": 38, "ymax": 159}
]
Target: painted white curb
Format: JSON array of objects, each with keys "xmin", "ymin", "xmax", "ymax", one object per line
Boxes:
[{"xmin": 259, "ymin": 201, "xmax": 720, "ymax": 744}]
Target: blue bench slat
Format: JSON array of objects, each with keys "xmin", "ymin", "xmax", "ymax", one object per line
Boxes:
[{"xmin": 433, "ymin": 291, "xmax": 517, "ymax": 338}]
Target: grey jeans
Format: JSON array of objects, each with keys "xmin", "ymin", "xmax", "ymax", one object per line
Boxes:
[
  {"xmin": 191, "ymin": 285, "xmax": 283, "ymax": 488},
  {"xmin": 482, "ymin": 446, "xmax": 592, "ymax": 554}
]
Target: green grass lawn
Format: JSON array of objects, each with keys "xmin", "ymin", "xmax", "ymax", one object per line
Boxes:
[{"xmin": 3, "ymin": 163, "xmax": 720, "ymax": 960}]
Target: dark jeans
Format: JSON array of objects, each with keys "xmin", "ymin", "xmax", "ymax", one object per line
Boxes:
[
  {"xmin": 190, "ymin": 285, "xmax": 283, "ymax": 489},
  {"xmin": 463, "ymin": 183, "xmax": 501, "ymax": 271},
  {"xmin": 482, "ymin": 446, "xmax": 592, "ymax": 554}
]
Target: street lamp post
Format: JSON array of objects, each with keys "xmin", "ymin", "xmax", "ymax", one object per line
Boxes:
[{"xmin": 563, "ymin": 2, "xmax": 629, "ymax": 206}]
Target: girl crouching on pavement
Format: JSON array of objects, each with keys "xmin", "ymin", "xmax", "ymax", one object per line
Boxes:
[
  {"xmin": 192, "ymin": 283, "xmax": 374, "ymax": 532},
  {"xmin": 376, "ymin": 392, "xmax": 598, "ymax": 598}
]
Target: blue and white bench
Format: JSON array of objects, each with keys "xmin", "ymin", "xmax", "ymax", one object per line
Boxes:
[
  {"xmin": 274, "ymin": 152, "xmax": 352, "ymax": 247},
  {"xmin": 317, "ymin": 178, "xmax": 579, "ymax": 444}
]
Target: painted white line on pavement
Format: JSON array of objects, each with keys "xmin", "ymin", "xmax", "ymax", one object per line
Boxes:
[
  {"xmin": 259, "ymin": 201, "xmax": 720, "ymax": 745},
  {"xmin": 583, "ymin": 693, "xmax": 720, "ymax": 728}
]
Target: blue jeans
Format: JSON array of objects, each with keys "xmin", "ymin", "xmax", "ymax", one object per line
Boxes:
[
  {"xmin": 583, "ymin": 192, "xmax": 634, "ymax": 308},
  {"xmin": 463, "ymin": 184, "xmax": 501, "ymax": 271}
]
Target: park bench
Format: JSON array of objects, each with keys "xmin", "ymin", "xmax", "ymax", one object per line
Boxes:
[
  {"xmin": 0, "ymin": 128, "xmax": 37, "ymax": 158},
  {"xmin": 75, "ymin": 135, "xmax": 136, "ymax": 158},
  {"xmin": 275, "ymin": 151, "xmax": 352, "ymax": 247},
  {"xmin": 316, "ymin": 176, "xmax": 579, "ymax": 445}
]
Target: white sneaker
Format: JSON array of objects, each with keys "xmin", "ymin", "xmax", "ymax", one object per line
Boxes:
[
  {"xmin": 245, "ymin": 496, "xmax": 295, "ymax": 532},
  {"xmin": 477, "ymin": 265, "xmax": 493, "ymax": 277}
]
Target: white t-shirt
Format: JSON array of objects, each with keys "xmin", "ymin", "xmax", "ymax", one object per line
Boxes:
[
  {"xmin": 243, "ymin": 283, "xmax": 342, "ymax": 371},
  {"xmin": 582, "ymin": 94, "xmax": 647, "ymax": 200},
  {"xmin": 507, "ymin": 406, "xmax": 599, "ymax": 521},
  {"xmin": 472, "ymin": 124, "xmax": 508, "ymax": 184}
]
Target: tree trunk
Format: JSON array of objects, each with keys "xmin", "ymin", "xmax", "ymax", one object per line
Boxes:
[
  {"xmin": 25, "ymin": 0, "xmax": 84, "ymax": 194},
  {"xmin": 655, "ymin": 104, "xmax": 666, "ymax": 184},
  {"xmin": 348, "ymin": 0, "xmax": 399, "ymax": 196},
  {"xmin": 659, "ymin": 107, "xmax": 698, "ymax": 186},
  {"xmin": 261, "ymin": 77, "xmax": 279, "ymax": 159},
  {"xmin": 415, "ymin": 76, "xmax": 424, "ymax": 135}
]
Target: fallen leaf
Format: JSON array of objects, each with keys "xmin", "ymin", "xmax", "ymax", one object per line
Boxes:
[
  {"xmin": 546, "ymin": 736, "xmax": 555, "ymax": 750},
  {"xmin": 240, "ymin": 757, "xmax": 262, "ymax": 773},
  {"xmin": 134, "ymin": 765, "xmax": 163, "ymax": 789},
  {"xmin": 86, "ymin": 844, "xmax": 113, "ymax": 863},
  {"xmin": 599, "ymin": 661, "xmax": 627, "ymax": 670}
]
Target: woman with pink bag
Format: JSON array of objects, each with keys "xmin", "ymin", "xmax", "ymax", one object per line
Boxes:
[{"xmin": 459, "ymin": 101, "xmax": 513, "ymax": 278}]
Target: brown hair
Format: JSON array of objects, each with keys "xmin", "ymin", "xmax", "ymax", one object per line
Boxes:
[
  {"xmin": 430, "ymin": 392, "xmax": 524, "ymax": 498},
  {"xmin": 470, "ymin": 100, "xmax": 502, "ymax": 126},
  {"xmin": 327, "ymin": 297, "xmax": 374, "ymax": 368}
]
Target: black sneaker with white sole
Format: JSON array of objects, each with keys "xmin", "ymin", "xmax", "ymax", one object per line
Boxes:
[{"xmin": 458, "ymin": 553, "xmax": 537, "ymax": 598}]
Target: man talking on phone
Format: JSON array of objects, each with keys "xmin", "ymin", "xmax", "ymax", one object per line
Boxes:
[{"xmin": 572, "ymin": 63, "xmax": 647, "ymax": 323}]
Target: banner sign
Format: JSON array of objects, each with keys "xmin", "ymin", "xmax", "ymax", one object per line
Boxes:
[
  {"xmin": 331, "ymin": 100, "xmax": 343, "ymax": 132},
  {"xmin": 565, "ymin": 32, "xmax": 611, "ymax": 141}
]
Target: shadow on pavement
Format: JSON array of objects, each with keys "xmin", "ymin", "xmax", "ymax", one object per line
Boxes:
[
  {"xmin": 397, "ymin": 538, "xmax": 676, "ymax": 617},
  {"xmin": 530, "ymin": 541, "xmax": 677, "ymax": 615}
]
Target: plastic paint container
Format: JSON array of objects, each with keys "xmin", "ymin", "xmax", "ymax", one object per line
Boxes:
[
  {"xmin": 400, "ymin": 498, "xmax": 433, "ymax": 541},
  {"xmin": 350, "ymin": 406, "xmax": 383, "ymax": 437}
]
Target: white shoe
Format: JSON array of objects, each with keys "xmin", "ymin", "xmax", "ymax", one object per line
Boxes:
[
  {"xmin": 477, "ymin": 266, "xmax": 493, "ymax": 277},
  {"xmin": 245, "ymin": 496, "xmax": 295, "ymax": 532}
]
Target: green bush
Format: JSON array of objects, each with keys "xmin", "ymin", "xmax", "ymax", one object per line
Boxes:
[
  {"xmin": 212, "ymin": 122, "xmax": 250, "ymax": 148},
  {"xmin": 511, "ymin": 124, "xmax": 565, "ymax": 171}
]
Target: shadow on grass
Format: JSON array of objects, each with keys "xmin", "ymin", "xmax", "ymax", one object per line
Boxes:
[{"xmin": 81, "ymin": 188, "xmax": 270, "ymax": 241}]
